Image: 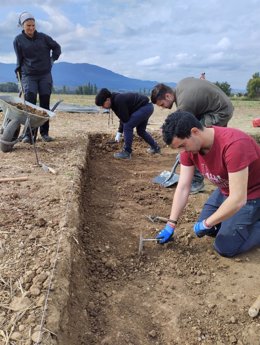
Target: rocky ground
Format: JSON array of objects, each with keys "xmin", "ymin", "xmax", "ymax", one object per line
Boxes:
[{"xmin": 0, "ymin": 102, "xmax": 260, "ymax": 345}]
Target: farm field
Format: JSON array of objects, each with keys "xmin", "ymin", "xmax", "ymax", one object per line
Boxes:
[{"xmin": 0, "ymin": 94, "xmax": 259, "ymax": 345}]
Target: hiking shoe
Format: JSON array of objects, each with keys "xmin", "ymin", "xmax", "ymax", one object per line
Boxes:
[
  {"xmin": 190, "ymin": 181, "xmax": 205, "ymax": 194},
  {"xmin": 147, "ymin": 145, "xmax": 161, "ymax": 154},
  {"xmin": 114, "ymin": 150, "xmax": 131, "ymax": 159},
  {"xmin": 22, "ymin": 136, "xmax": 32, "ymax": 144},
  {"xmin": 41, "ymin": 134, "xmax": 54, "ymax": 142}
]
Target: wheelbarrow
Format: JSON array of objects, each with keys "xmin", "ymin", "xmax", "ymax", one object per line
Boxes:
[{"xmin": 0, "ymin": 95, "xmax": 60, "ymax": 153}]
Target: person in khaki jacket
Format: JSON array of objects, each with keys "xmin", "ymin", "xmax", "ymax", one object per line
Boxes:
[{"xmin": 151, "ymin": 77, "xmax": 234, "ymax": 194}]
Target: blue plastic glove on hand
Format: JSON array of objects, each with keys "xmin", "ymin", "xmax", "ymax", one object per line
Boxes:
[
  {"xmin": 156, "ymin": 223, "xmax": 174, "ymax": 244},
  {"xmin": 193, "ymin": 220, "xmax": 211, "ymax": 238}
]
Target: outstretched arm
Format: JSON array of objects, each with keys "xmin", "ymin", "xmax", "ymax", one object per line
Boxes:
[{"xmin": 156, "ymin": 164, "xmax": 193, "ymax": 244}]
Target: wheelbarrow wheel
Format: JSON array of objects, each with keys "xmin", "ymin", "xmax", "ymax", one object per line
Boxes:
[{"xmin": 0, "ymin": 119, "xmax": 21, "ymax": 152}]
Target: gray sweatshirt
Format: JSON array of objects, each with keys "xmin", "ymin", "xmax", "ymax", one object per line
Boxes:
[{"xmin": 174, "ymin": 77, "xmax": 234, "ymax": 120}]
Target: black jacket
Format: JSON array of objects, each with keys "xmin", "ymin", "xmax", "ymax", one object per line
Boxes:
[
  {"xmin": 111, "ymin": 93, "xmax": 150, "ymax": 133},
  {"xmin": 13, "ymin": 30, "xmax": 61, "ymax": 76}
]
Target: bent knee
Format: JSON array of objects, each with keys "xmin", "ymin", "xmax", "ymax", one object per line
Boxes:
[
  {"xmin": 213, "ymin": 243, "xmax": 237, "ymax": 257},
  {"xmin": 214, "ymin": 236, "xmax": 241, "ymax": 257}
]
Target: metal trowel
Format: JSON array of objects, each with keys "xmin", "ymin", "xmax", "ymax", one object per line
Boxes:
[{"xmin": 138, "ymin": 232, "xmax": 159, "ymax": 254}]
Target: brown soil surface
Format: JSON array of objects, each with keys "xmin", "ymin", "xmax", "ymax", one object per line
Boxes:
[{"xmin": 0, "ymin": 106, "xmax": 260, "ymax": 345}]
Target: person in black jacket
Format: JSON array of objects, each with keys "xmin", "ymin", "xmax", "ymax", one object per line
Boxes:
[
  {"xmin": 95, "ymin": 88, "xmax": 160, "ymax": 159},
  {"xmin": 13, "ymin": 12, "xmax": 61, "ymax": 143}
]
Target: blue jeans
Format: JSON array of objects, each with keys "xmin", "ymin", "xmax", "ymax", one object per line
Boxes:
[
  {"xmin": 198, "ymin": 188, "xmax": 260, "ymax": 257},
  {"xmin": 123, "ymin": 103, "xmax": 158, "ymax": 153}
]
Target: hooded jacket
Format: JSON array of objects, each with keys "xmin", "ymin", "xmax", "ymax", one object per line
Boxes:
[
  {"xmin": 111, "ymin": 92, "xmax": 149, "ymax": 123},
  {"xmin": 13, "ymin": 30, "xmax": 61, "ymax": 76}
]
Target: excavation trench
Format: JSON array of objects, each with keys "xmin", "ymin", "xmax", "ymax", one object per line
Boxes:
[
  {"xmin": 58, "ymin": 133, "xmax": 260, "ymax": 345},
  {"xmin": 58, "ymin": 133, "xmax": 170, "ymax": 345}
]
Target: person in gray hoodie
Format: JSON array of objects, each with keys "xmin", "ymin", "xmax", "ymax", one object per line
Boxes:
[
  {"xmin": 13, "ymin": 11, "xmax": 61, "ymax": 143},
  {"xmin": 151, "ymin": 78, "xmax": 234, "ymax": 194}
]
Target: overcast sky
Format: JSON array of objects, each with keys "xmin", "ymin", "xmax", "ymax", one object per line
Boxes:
[{"xmin": 1, "ymin": 0, "xmax": 260, "ymax": 89}]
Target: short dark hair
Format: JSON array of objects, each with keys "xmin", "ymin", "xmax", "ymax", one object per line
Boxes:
[
  {"xmin": 95, "ymin": 88, "xmax": 112, "ymax": 106},
  {"xmin": 162, "ymin": 110, "xmax": 203, "ymax": 145},
  {"xmin": 151, "ymin": 83, "xmax": 174, "ymax": 104}
]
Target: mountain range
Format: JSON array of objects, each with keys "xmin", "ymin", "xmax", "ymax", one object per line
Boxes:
[{"xmin": 0, "ymin": 62, "xmax": 176, "ymax": 91}]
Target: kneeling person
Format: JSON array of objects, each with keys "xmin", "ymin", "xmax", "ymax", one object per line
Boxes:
[
  {"xmin": 95, "ymin": 88, "xmax": 160, "ymax": 159},
  {"xmin": 156, "ymin": 111, "xmax": 260, "ymax": 257}
]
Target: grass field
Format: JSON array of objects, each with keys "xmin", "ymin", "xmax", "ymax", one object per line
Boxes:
[{"xmin": 51, "ymin": 93, "xmax": 96, "ymax": 106}]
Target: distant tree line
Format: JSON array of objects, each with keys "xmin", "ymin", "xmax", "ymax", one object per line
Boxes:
[
  {"xmin": 138, "ymin": 88, "xmax": 152, "ymax": 96},
  {"xmin": 246, "ymin": 72, "xmax": 260, "ymax": 98},
  {"xmin": 0, "ymin": 82, "xmax": 98, "ymax": 95},
  {"xmin": 214, "ymin": 81, "xmax": 232, "ymax": 96},
  {"xmin": 0, "ymin": 82, "xmax": 18, "ymax": 92},
  {"xmin": 75, "ymin": 82, "xmax": 98, "ymax": 95}
]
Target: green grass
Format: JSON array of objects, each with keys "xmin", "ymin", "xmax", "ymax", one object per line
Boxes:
[
  {"xmin": 0, "ymin": 92, "xmax": 96, "ymax": 107},
  {"xmin": 231, "ymin": 99, "xmax": 260, "ymax": 109},
  {"xmin": 51, "ymin": 94, "xmax": 96, "ymax": 106}
]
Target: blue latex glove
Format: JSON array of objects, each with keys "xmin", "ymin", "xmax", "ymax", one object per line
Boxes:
[
  {"xmin": 156, "ymin": 223, "xmax": 175, "ymax": 244},
  {"xmin": 193, "ymin": 220, "xmax": 211, "ymax": 238}
]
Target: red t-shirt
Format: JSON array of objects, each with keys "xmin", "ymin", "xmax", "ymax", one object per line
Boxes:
[{"xmin": 180, "ymin": 126, "xmax": 260, "ymax": 199}]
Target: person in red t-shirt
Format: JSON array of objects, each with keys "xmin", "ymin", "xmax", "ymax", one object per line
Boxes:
[{"xmin": 155, "ymin": 110, "xmax": 260, "ymax": 257}]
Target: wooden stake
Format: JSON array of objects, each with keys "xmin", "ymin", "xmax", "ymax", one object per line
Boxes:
[{"xmin": 0, "ymin": 177, "xmax": 28, "ymax": 183}]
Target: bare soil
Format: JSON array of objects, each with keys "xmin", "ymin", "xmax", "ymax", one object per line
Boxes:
[{"xmin": 0, "ymin": 105, "xmax": 260, "ymax": 345}]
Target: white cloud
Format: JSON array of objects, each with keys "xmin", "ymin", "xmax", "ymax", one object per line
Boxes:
[
  {"xmin": 176, "ymin": 53, "xmax": 189, "ymax": 60},
  {"xmin": 137, "ymin": 56, "xmax": 160, "ymax": 66},
  {"xmin": 216, "ymin": 37, "xmax": 231, "ymax": 50},
  {"xmin": 209, "ymin": 52, "xmax": 225, "ymax": 62}
]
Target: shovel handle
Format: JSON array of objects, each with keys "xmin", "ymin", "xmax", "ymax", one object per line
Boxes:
[{"xmin": 141, "ymin": 238, "xmax": 159, "ymax": 242}]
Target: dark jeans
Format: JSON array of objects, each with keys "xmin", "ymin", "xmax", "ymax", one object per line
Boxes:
[
  {"xmin": 198, "ymin": 188, "xmax": 260, "ymax": 257},
  {"xmin": 123, "ymin": 103, "xmax": 158, "ymax": 153},
  {"xmin": 22, "ymin": 73, "xmax": 52, "ymax": 137}
]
